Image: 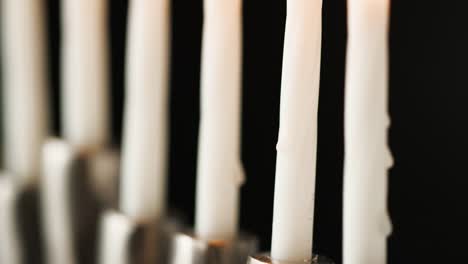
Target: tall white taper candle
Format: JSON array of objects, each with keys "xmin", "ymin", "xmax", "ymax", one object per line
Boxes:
[
  {"xmin": 195, "ymin": 0, "xmax": 244, "ymax": 241},
  {"xmin": 61, "ymin": 0, "xmax": 109, "ymax": 150},
  {"xmin": 270, "ymin": 0, "xmax": 322, "ymax": 262},
  {"xmin": 120, "ymin": 0, "xmax": 170, "ymax": 220},
  {"xmin": 343, "ymin": 0, "xmax": 393, "ymax": 263},
  {"xmin": 1, "ymin": 0, "xmax": 49, "ymax": 184}
]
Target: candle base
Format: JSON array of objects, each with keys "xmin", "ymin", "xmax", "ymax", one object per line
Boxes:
[
  {"xmin": 0, "ymin": 177, "xmax": 43, "ymax": 264},
  {"xmin": 41, "ymin": 139, "xmax": 119, "ymax": 264},
  {"xmin": 247, "ymin": 254, "xmax": 334, "ymax": 264},
  {"xmin": 98, "ymin": 211, "xmax": 182, "ymax": 264},
  {"xmin": 86, "ymin": 149, "xmax": 120, "ymax": 208},
  {"xmin": 168, "ymin": 231, "xmax": 258, "ymax": 264}
]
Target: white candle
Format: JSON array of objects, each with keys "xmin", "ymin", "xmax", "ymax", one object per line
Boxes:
[
  {"xmin": 343, "ymin": 0, "xmax": 392, "ymax": 263},
  {"xmin": 1, "ymin": 0, "xmax": 49, "ymax": 184},
  {"xmin": 120, "ymin": 0, "xmax": 170, "ymax": 220},
  {"xmin": 61, "ymin": 0, "xmax": 109, "ymax": 150},
  {"xmin": 195, "ymin": 0, "xmax": 244, "ymax": 241},
  {"xmin": 0, "ymin": 176, "xmax": 22, "ymax": 264},
  {"xmin": 98, "ymin": 211, "xmax": 135, "ymax": 264},
  {"xmin": 41, "ymin": 139, "xmax": 77, "ymax": 264},
  {"xmin": 270, "ymin": 0, "xmax": 322, "ymax": 262}
]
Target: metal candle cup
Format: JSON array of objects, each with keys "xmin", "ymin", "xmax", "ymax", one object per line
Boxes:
[
  {"xmin": 168, "ymin": 232, "xmax": 258, "ymax": 264},
  {"xmin": 247, "ymin": 254, "xmax": 334, "ymax": 264},
  {"xmin": 0, "ymin": 177, "xmax": 43, "ymax": 264}
]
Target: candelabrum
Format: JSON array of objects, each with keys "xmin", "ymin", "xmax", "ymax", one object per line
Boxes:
[{"xmin": 168, "ymin": 232, "xmax": 258, "ymax": 264}]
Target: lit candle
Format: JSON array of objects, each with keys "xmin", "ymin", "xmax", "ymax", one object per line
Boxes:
[
  {"xmin": 343, "ymin": 0, "xmax": 392, "ymax": 263},
  {"xmin": 1, "ymin": 0, "xmax": 49, "ymax": 184},
  {"xmin": 120, "ymin": 0, "xmax": 170, "ymax": 220},
  {"xmin": 270, "ymin": 0, "xmax": 322, "ymax": 262},
  {"xmin": 195, "ymin": 0, "xmax": 244, "ymax": 241},
  {"xmin": 61, "ymin": 0, "xmax": 109, "ymax": 150}
]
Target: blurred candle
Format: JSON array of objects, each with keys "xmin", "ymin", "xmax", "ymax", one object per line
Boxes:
[
  {"xmin": 1, "ymin": 0, "xmax": 49, "ymax": 184},
  {"xmin": 61, "ymin": 0, "xmax": 109, "ymax": 150},
  {"xmin": 0, "ymin": 176, "xmax": 22, "ymax": 264},
  {"xmin": 195, "ymin": 0, "xmax": 244, "ymax": 241},
  {"xmin": 343, "ymin": 0, "xmax": 392, "ymax": 263},
  {"xmin": 120, "ymin": 0, "xmax": 170, "ymax": 220},
  {"xmin": 41, "ymin": 140, "xmax": 77, "ymax": 264},
  {"xmin": 98, "ymin": 211, "xmax": 135, "ymax": 264},
  {"xmin": 270, "ymin": 0, "xmax": 322, "ymax": 262}
]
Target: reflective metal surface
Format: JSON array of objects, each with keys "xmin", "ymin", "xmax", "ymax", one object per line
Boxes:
[
  {"xmin": 98, "ymin": 211, "xmax": 181, "ymax": 264},
  {"xmin": 0, "ymin": 178, "xmax": 43, "ymax": 264},
  {"xmin": 247, "ymin": 254, "xmax": 334, "ymax": 264},
  {"xmin": 168, "ymin": 232, "xmax": 258, "ymax": 264}
]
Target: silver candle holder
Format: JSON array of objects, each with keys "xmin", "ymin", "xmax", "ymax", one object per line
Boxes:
[
  {"xmin": 41, "ymin": 139, "xmax": 119, "ymax": 264},
  {"xmin": 247, "ymin": 254, "xmax": 334, "ymax": 264},
  {"xmin": 98, "ymin": 210, "xmax": 182, "ymax": 264},
  {"xmin": 168, "ymin": 231, "xmax": 258, "ymax": 264},
  {"xmin": 0, "ymin": 176, "xmax": 43, "ymax": 264}
]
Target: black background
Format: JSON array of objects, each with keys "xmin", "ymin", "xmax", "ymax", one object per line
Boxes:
[{"xmin": 41, "ymin": 0, "xmax": 465, "ymax": 263}]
